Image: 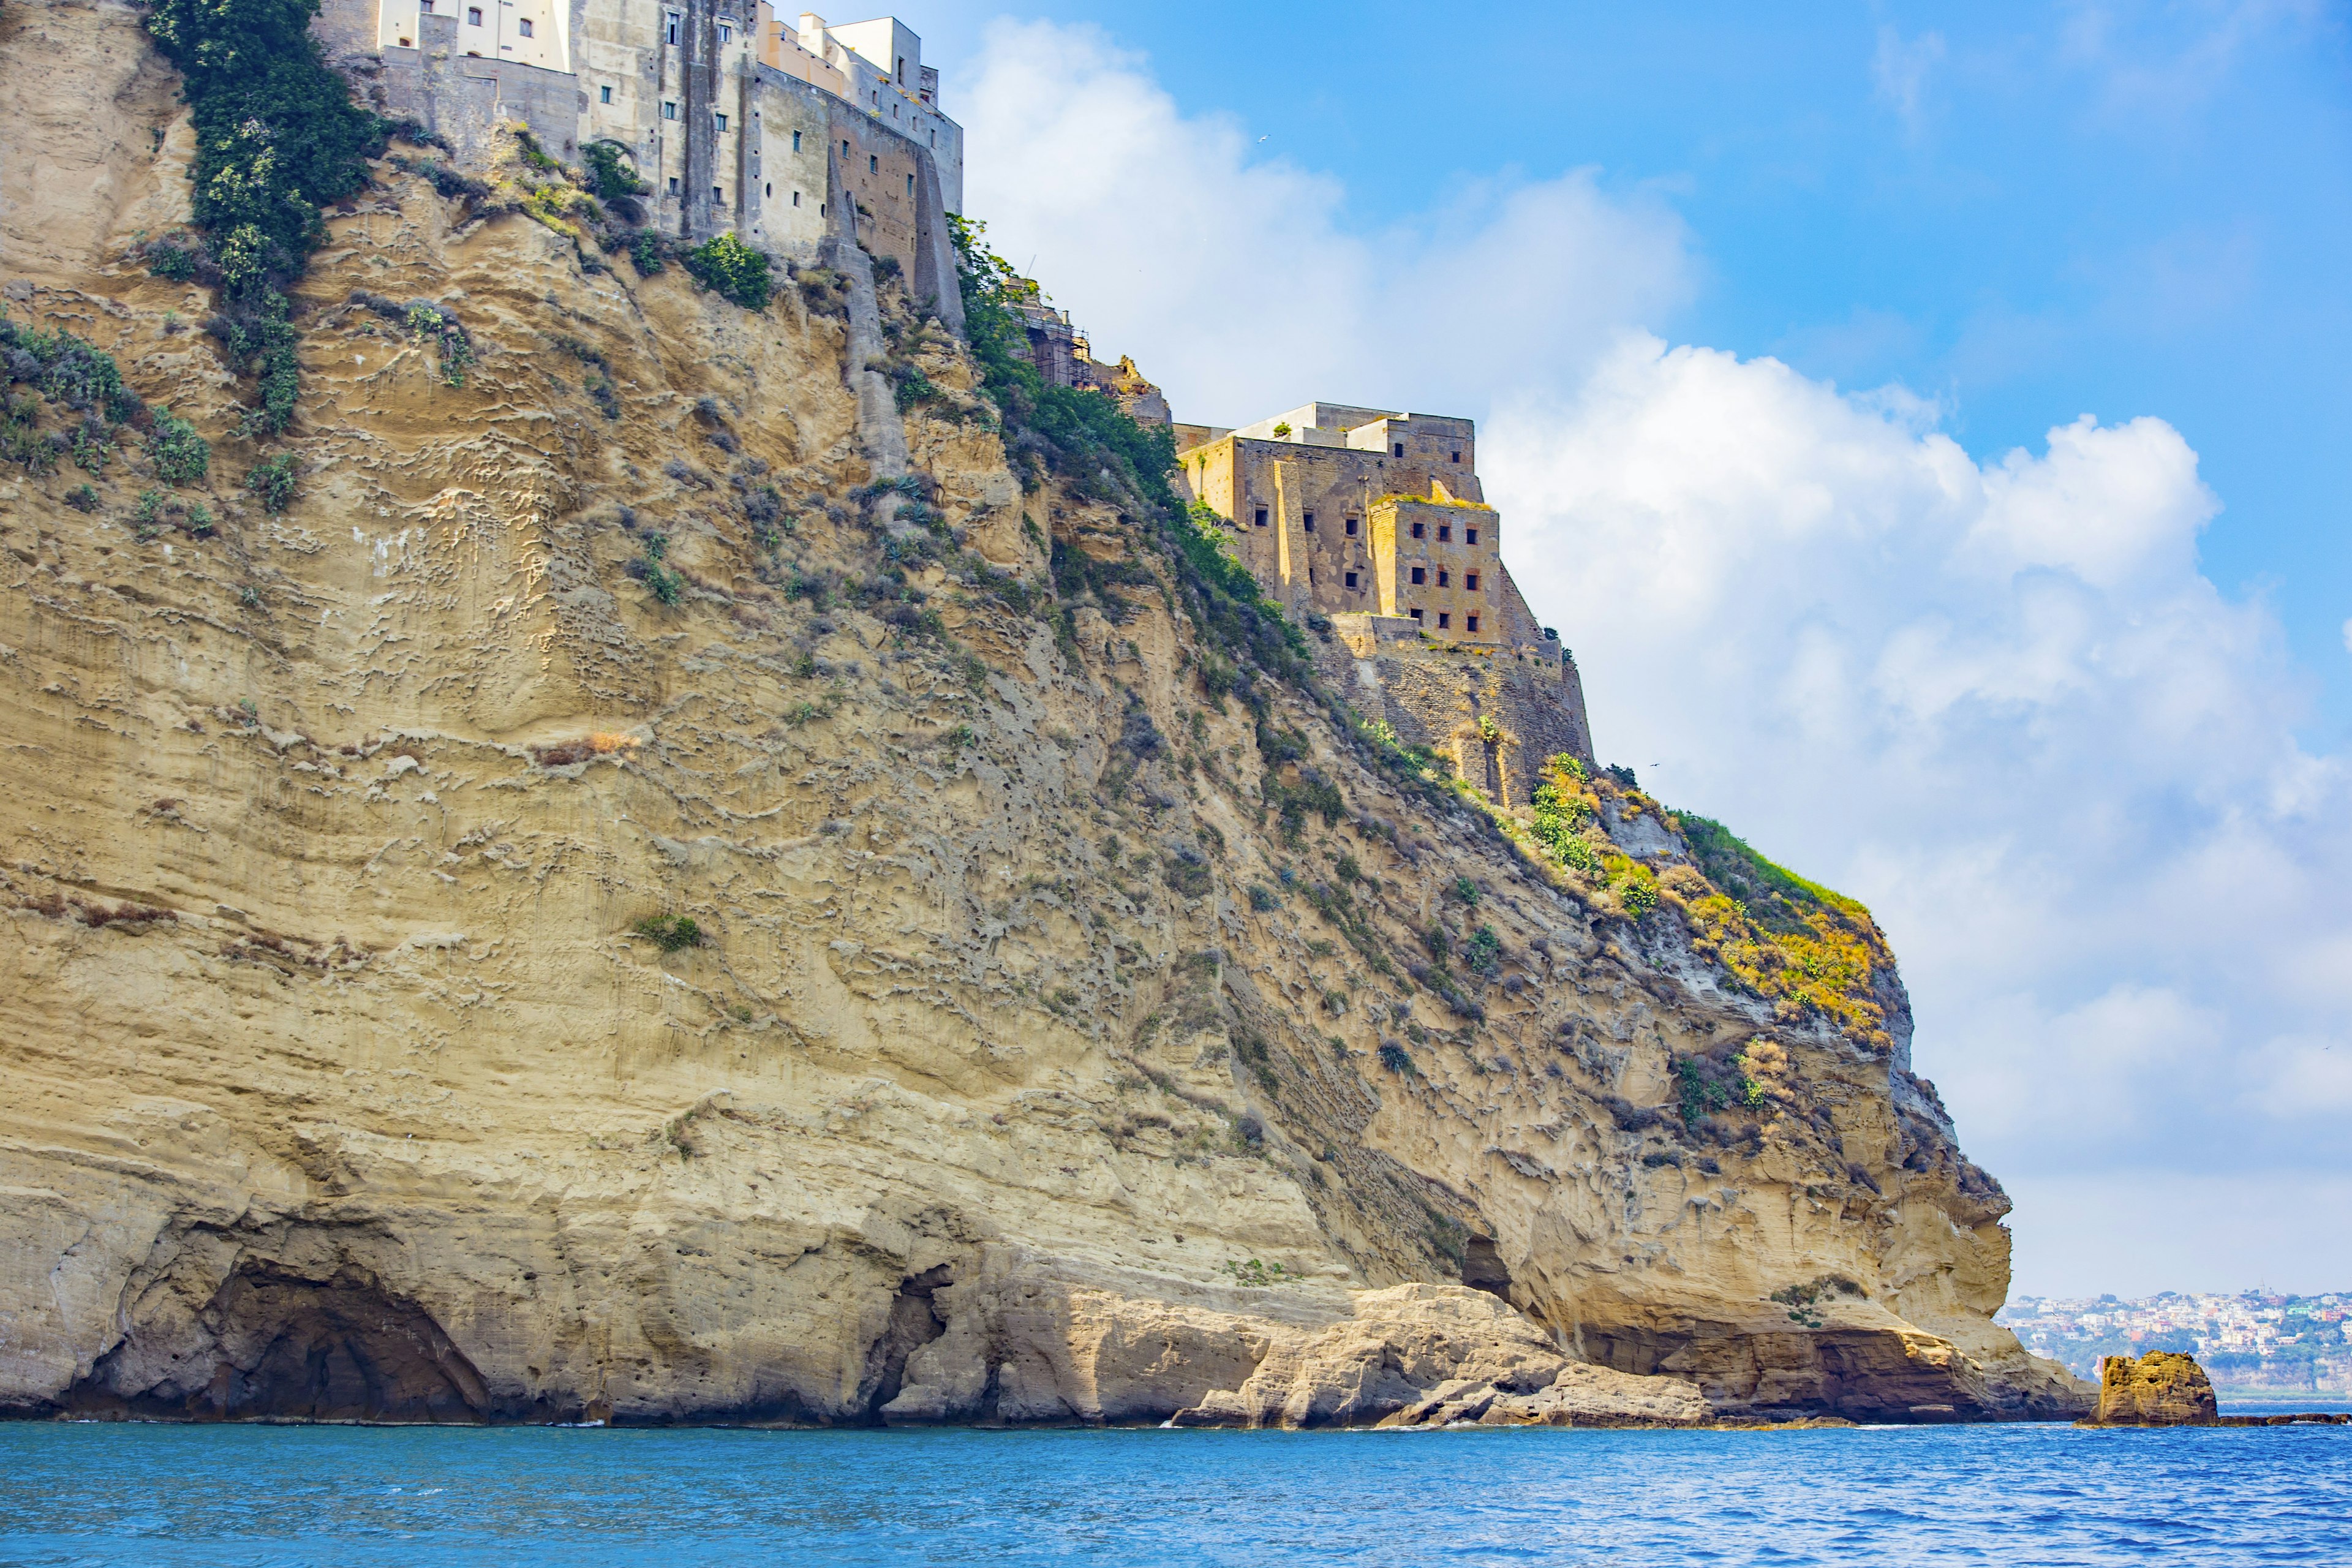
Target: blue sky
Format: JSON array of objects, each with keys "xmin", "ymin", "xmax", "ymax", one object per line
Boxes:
[
  {"xmin": 927, "ymin": 1, "xmax": 2352, "ymax": 736},
  {"xmin": 920, "ymin": 2, "xmax": 2352, "ymax": 1297}
]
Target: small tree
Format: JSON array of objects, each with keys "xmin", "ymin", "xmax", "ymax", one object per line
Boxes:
[{"xmin": 684, "ymin": 233, "xmax": 771, "ymax": 311}]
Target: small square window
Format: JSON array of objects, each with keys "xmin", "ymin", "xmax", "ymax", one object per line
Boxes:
[
  {"xmin": 663, "ymin": 100, "xmax": 678, "ymax": 121},
  {"xmin": 1466, "ymin": 527, "xmax": 1479, "ymax": 545},
  {"xmin": 1465, "ymin": 614, "xmax": 1480, "ymax": 632},
  {"xmin": 1253, "ymin": 508, "xmax": 1268, "ymax": 528},
  {"xmin": 1411, "ymin": 521, "xmax": 1425, "ymax": 540},
  {"xmin": 1438, "ymin": 612, "xmax": 1452, "ymax": 629},
  {"xmin": 1393, "ymin": 443, "xmax": 1404, "ymax": 457},
  {"xmin": 1344, "ymin": 571, "xmax": 1359, "ymax": 589},
  {"xmin": 1344, "ymin": 517, "xmax": 1359, "ymax": 537},
  {"xmin": 1410, "ymin": 567, "xmax": 1426, "ymax": 586},
  {"xmin": 1437, "ymin": 570, "xmax": 1450, "ymax": 587},
  {"xmin": 1438, "ymin": 524, "xmax": 1452, "ymax": 542},
  {"xmin": 714, "ymin": 113, "xmax": 728, "ymax": 132},
  {"xmin": 599, "ymin": 84, "xmax": 612, "ymax": 104},
  {"xmin": 1302, "ymin": 511, "xmax": 1316, "ymax": 532},
  {"xmin": 1450, "ymin": 450, "xmax": 1461, "ymax": 463},
  {"xmin": 1409, "ymin": 608, "xmax": 1423, "ymax": 622},
  {"xmin": 1465, "ymin": 572, "xmax": 1480, "ymax": 591},
  {"xmin": 518, "ymin": 17, "xmax": 532, "ymax": 36},
  {"xmin": 466, "ymin": 5, "xmax": 481, "ymax": 23}
]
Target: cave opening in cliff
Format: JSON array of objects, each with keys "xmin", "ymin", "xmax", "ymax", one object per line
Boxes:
[
  {"xmin": 1461, "ymin": 1238, "xmax": 1514, "ymax": 1303},
  {"xmin": 862, "ymin": 1265, "xmax": 953, "ymax": 1419},
  {"xmin": 70, "ymin": 1261, "xmax": 491, "ymax": 1423}
]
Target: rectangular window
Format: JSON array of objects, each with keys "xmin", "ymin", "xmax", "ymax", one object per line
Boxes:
[
  {"xmin": 907, "ymin": 173, "xmax": 914, "ymax": 197},
  {"xmin": 599, "ymin": 84, "xmax": 612, "ymax": 104},
  {"xmin": 1344, "ymin": 517, "xmax": 1359, "ymax": 537},
  {"xmin": 713, "ymin": 186, "xmax": 723, "ymax": 202},
  {"xmin": 1393, "ymin": 442, "xmax": 1404, "ymax": 457},
  {"xmin": 1438, "ymin": 612, "xmax": 1452, "ymax": 629},
  {"xmin": 842, "ymin": 140, "xmax": 850, "ymax": 157},
  {"xmin": 718, "ymin": 21, "xmax": 733, "ymax": 42},
  {"xmin": 1465, "ymin": 614, "xmax": 1480, "ymax": 632},
  {"xmin": 1302, "ymin": 511, "xmax": 1315, "ymax": 532},
  {"xmin": 793, "ymin": 130, "xmax": 802, "ymax": 152},
  {"xmin": 466, "ymin": 5, "xmax": 481, "ymax": 22},
  {"xmin": 1409, "ymin": 608, "xmax": 1423, "ymax": 622},
  {"xmin": 668, "ymin": 176, "xmax": 680, "ymax": 194},
  {"xmin": 1253, "ymin": 508, "xmax": 1268, "ymax": 528},
  {"xmin": 1465, "ymin": 527, "xmax": 1479, "ymax": 545},
  {"xmin": 1438, "ymin": 524, "xmax": 1452, "ymax": 542},
  {"xmin": 1409, "ymin": 567, "xmax": 1426, "ymax": 586},
  {"xmin": 1438, "ymin": 569, "xmax": 1451, "ymax": 587},
  {"xmin": 517, "ymin": 17, "xmax": 532, "ymax": 36},
  {"xmin": 420, "ymin": 0, "xmax": 432, "ymax": 10},
  {"xmin": 869, "ymin": 154, "xmax": 878, "ymax": 173},
  {"xmin": 1451, "ymin": 450, "xmax": 1461, "ymax": 463},
  {"xmin": 1410, "ymin": 521, "xmax": 1425, "ymax": 540},
  {"xmin": 1344, "ymin": 571, "xmax": 1359, "ymax": 589},
  {"xmin": 714, "ymin": 113, "xmax": 728, "ymax": 132},
  {"xmin": 665, "ymin": 11, "xmax": 680, "ymax": 43},
  {"xmin": 1464, "ymin": 572, "xmax": 1480, "ymax": 591},
  {"xmin": 662, "ymin": 100, "xmax": 678, "ymax": 120},
  {"xmin": 792, "ymin": 190, "xmax": 801, "ymax": 206}
]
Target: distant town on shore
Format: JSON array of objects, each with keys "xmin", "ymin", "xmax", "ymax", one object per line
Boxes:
[{"xmin": 1999, "ymin": 1292, "xmax": 2351, "ymax": 1392}]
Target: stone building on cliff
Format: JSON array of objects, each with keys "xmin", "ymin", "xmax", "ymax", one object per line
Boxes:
[
  {"xmin": 313, "ymin": 1, "xmax": 964, "ymax": 315},
  {"xmin": 1175, "ymin": 404, "xmax": 1594, "ymax": 805}
]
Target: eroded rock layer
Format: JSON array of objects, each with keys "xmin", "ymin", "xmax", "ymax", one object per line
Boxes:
[{"xmin": 0, "ymin": 0, "xmax": 2087, "ymax": 1427}]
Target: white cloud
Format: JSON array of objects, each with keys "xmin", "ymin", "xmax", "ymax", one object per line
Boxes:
[
  {"xmin": 1872, "ymin": 25, "xmax": 1947, "ymax": 140},
  {"xmin": 960, "ymin": 20, "xmax": 1691, "ymax": 426},
  {"xmin": 956, "ymin": 20, "xmax": 2352, "ymax": 1297}
]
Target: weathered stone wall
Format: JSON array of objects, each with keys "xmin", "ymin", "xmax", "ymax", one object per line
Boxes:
[{"xmin": 1322, "ymin": 617, "xmax": 1595, "ymax": 795}]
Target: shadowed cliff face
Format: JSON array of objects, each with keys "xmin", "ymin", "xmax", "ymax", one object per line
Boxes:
[{"xmin": 0, "ymin": 0, "xmax": 2087, "ymax": 1428}]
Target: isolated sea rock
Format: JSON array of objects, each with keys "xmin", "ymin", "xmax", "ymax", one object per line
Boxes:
[
  {"xmin": 2089, "ymin": 1352, "xmax": 2219, "ymax": 1426},
  {"xmin": 0, "ymin": 0, "xmax": 2089, "ymax": 1429}
]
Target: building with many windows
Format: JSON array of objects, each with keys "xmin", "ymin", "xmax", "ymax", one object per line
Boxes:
[
  {"xmin": 1176, "ymin": 404, "xmax": 1593, "ymax": 799},
  {"xmin": 317, "ymin": 1, "xmax": 962, "ymax": 312}
]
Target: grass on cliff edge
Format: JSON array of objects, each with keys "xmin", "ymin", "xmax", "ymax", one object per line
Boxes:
[
  {"xmin": 949, "ymin": 215, "xmax": 1308, "ymax": 690},
  {"xmin": 143, "ymin": 0, "xmax": 387, "ymax": 441}
]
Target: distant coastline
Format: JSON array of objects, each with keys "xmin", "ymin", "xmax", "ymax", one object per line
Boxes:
[{"xmin": 2000, "ymin": 1290, "xmax": 2350, "ymax": 1396}]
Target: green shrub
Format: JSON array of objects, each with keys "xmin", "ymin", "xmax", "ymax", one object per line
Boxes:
[
  {"xmin": 146, "ymin": 238, "xmax": 199, "ymax": 282},
  {"xmin": 634, "ymin": 914, "xmax": 704, "ymax": 952},
  {"xmin": 245, "ymin": 453, "xmax": 298, "ymax": 513},
  {"xmin": 1463, "ymin": 924, "xmax": 1502, "ymax": 975},
  {"xmin": 1378, "ymin": 1041, "xmax": 1415, "ymax": 1075},
  {"xmin": 630, "ymin": 231, "xmax": 665, "ymax": 275},
  {"xmin": 1246, "ymin": 883, "xmax": 1279, "ymax": 913},
  {"xmin": 64, "ymin": 484, "xmax": 99, "ymax": 513},
  {"xmin": 143, "ymin": 0, "xmax": 385, "ymax": 435},
  {"xmin": 146, "ymin": 410, "xmax": 210, "ymax": 484},
  {"xmin": 683, "ymin": 233, "xmax": 771, "ymax": 310},
  {"xmin": 582, "ymin": 140, "xmax": 650, "ymax": 200}
]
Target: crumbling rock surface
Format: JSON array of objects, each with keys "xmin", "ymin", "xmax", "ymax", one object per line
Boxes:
[
  {"xmin": 2087, "ymin": 1352, "xmax": 2219, "ymax": 1427},
  {"xmin": 0, "ymin": 0, "xmax": 2087, "ymax": 1427}
]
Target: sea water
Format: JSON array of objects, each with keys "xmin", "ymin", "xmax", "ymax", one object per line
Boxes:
[{"xmin": 2, "ymin": 1420, "xmax": 2346, "ymax": 1565}]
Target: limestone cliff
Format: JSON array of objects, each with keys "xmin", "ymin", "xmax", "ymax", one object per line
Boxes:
[{"xmin": 0, "ymin": 0, "xmax": 2087, "ymax": 1427}]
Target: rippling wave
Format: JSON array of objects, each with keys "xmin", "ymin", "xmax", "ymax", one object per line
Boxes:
[{"xmin": 2, "ymin": 1421, "xmax": 2346, "ymax": 1564}]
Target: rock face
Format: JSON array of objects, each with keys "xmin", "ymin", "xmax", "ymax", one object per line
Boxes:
[
  {"xmin": 0, "ymin": 0, "xmax": 2089, "ymax": 1428},
  {"xmin": 2090, "ymin": 1352, "xmax": 2219, "ymax": 1427}
]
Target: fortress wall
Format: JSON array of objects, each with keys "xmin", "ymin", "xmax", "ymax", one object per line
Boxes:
[
  {"xmin": 1321, "ymin": 622, "xmax": 1596, "ymax": 803},
  {"xmin": 315, "ymin": 0, "xmax": 956, "ymax": 288}
]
